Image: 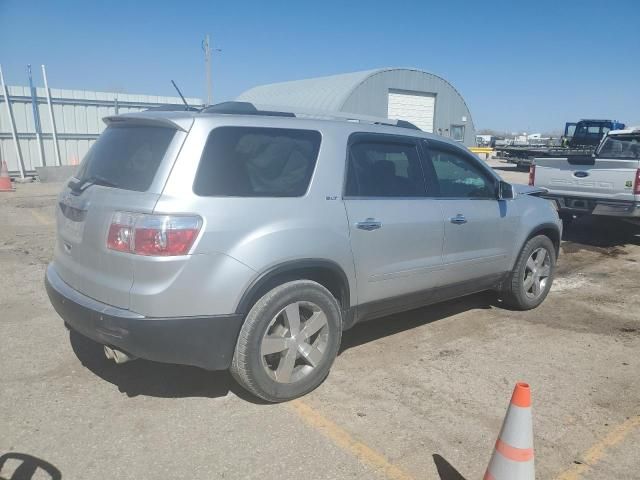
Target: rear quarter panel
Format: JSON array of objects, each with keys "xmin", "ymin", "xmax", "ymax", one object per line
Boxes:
[{"xmin": 154, "ymin": 118, "xmax": 357, "ymax": 314}]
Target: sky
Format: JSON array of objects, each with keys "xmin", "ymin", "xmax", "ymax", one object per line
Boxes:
[{"xmin": 1, "ymin": 0, "xmax": 639, "ymax": 132}]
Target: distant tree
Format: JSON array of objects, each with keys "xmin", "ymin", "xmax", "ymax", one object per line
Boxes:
[
  {"xmin": 541, "ymin": 130, "xmax": 563, "ymax": 138},
  {"xmin": 477, "ymin": 128, "xmax": 509, "ymax": 138}
]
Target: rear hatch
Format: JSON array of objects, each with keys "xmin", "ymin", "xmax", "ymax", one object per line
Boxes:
[
  {"xmin": 53, "ymin": 115, "xmax": 191, "ymax": 309},
  {"xmin": 534, "ymin": 156, "xmax": 640, "ymax": 201}
]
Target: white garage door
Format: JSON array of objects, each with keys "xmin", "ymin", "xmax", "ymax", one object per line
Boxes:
[{"xmin": 387, "ymin": 91, "xmax": 436, "ymax": 133}]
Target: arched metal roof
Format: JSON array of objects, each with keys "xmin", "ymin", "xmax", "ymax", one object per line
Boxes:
[
  {"xmin": 237, "ymin": 68, "xmax": 475, "ymax": 145},
  {"xmin": 237, "ymin": 69, "xmax": 380, "ymax": 111},
  {"xmin": 237, "ymin": 68, "xmax": 469, "ymax": 112}
]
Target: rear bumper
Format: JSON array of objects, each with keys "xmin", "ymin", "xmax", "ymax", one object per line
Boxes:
[
  {"xmin": 543, "ymin": 194, "xmax": 640, "ymax": 218},
  {"xmin": 45, "ymin": 264, "xmax": 244, "ymax": 370}
]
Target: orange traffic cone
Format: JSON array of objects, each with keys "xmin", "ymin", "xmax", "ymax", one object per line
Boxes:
[
  {"xmin": 484, "ymin": 382, "xmax": 535, "ymax": 480},
  {"xmin": 0, "ymin": 160, "xmax": 14, "ymax": 192}
]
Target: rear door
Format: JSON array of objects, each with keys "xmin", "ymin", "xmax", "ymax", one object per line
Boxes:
[
  {"xmin": 422, "ymin": 140, "xmax": 514, "ymax": 286},
  {"xmin": 54, "ymin": 121, "xmax": 187, "ymax": 308},
  {"xmin": 343, "ymin": 134, "xmax": 444, "ymax": 307}
]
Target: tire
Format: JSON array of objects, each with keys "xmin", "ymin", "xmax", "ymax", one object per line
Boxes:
[
  {"xmin": 230, "ymin": 280, "xmax": 342, "ymax": 402},
  {"xmin": 502, "ymin": 235, "xmax": 556, "ymax": 310}
]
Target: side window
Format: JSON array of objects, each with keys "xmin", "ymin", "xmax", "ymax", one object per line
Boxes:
[
  {"xmin": 193, "ymin": 127, "xmax": 321, "ymax": 197},
  {"xmin": 587, "ymin": 125, "xmax": 601, "ymax": 136},
  {"xmin": 427, "ymin": 145, "xmax": 496, "ymax": 199},
  {"xmin": 345, "ymin": 140, "xmax": 426, "ymax": 197},
  {"xmin": 450, "ymin": 125, "xmax": 465, "ymax": 142}
]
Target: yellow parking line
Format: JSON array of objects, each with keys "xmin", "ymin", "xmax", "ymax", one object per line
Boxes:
[
  {"xmin": 290, "ymin": 400, "xmax": 416, "ymax": 480},
  {"xmin": 30, "ymin": 209, "xmax": 54, "ymax": 225},
  {"xmin": 554, "ymin": 415, "xmax": 640, "ymax": 480}
]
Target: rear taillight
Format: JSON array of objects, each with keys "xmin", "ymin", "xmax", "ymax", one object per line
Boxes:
[
  {"xmin": 107, "ymin": 212, "xmax": 137, "ymax": 253},
  {"xmin": 107, "ymin": 212, "xmax": 202, "ymax": 256},
  {"xmin": 634, "ymin": 169, "xmax": 640, "ymax": 195},
  {"xmin": 528, "ymin": 164, "xmax": 536, "ymax": 186}
]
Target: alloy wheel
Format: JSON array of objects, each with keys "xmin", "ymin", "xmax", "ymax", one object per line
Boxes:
[
  {"xmin": 523, "ymin": 247, "xmax": 551, "ymax": 299},
  {"xmin": 260, "ymin": 301, "xmax": 329, "ymax": 383}
]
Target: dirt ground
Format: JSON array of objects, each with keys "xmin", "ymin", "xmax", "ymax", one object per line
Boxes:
[{"xmin": 1, "ymin": 163, "xmax": 639, "ymax": 480}]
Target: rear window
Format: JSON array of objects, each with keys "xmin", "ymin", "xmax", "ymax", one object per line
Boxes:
[
  {"xmin": 598, "ymin": 135, "xmax": 640, "ymax": 159},
  {"xmin": 75, "ymin": 124, "xmax": 176, "ymax": 192},
  {"xmin": 193, "ymin": 127, "xmax": 321, "ymax": 197}
]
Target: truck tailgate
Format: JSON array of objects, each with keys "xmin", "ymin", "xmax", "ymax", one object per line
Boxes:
[{"xmin": 534, "ymin": 157, "xmax": 639, "ymax": 202}]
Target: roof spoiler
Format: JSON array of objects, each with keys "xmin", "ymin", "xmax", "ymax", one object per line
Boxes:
[{"xmin": 103, "ymin": 113, "xmax": 193, "ymax": 132}]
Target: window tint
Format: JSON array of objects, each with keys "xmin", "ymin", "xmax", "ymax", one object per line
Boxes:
[
  {"xmin": 193, "ymin": 127, "xmax": 321, "ymax": 197},
  {"xmin": 427, "ymin": 146, "xmax": 496, "ymax": 198},
  {"xmin": 345, "ymin": 141, "xmax": 426, "ymax": 197},
  {"xmin": 75, "ymin": 125, "xmax": 176, "ymax": 192}
]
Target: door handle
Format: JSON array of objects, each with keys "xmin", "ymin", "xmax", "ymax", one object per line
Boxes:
[
  {"xmin": 356, "ymin": 218, "xmax": 382, "ymax": 231},
  {"xmin": 450, "ymin": 214, "xmax": 467, "ymax": 225}
]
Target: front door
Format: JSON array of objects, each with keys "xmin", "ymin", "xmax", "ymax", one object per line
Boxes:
[
  {"xmin": 422, "ymin": 141, "xmax": 513, "ymax": 286},
  {"xmin": 343, "ymin": 134, "xmax": 445, "ymax": 307}
]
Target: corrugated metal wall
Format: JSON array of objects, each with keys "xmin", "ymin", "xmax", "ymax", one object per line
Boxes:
[{"xmin": 0, "ymin": 86, "xmax": 202, "ymax": 174}]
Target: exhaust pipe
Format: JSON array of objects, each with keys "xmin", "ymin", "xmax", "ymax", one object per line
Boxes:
[{"xmin": 104, "ymin": 345, "xmax": 137, "ymax": 364}]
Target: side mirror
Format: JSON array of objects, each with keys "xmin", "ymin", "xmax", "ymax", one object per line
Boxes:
[{"xmin": 498, "ymin": 181, "xmax": 515, "ymax": 200}]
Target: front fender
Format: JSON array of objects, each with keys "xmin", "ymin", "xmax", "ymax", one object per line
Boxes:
[{"xmin": 510, "ymin": 196, "xmax": 562, "ymax": 270}]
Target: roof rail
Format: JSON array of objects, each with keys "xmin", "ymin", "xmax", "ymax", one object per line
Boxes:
[
  {"xmin": 200, "ymin": 101, "xmax": 421, "ymax": 130},
  {"xmin": 396, "ymin": 120, "xmax": 421, "ymax": 130}
]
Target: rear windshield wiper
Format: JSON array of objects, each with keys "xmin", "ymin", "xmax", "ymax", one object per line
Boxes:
[{"xmin": 68, "ymin": 175, "xmax": 119, "ymax": 193}]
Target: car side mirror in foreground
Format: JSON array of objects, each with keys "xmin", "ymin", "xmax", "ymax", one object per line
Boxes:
[{"xmin": 498, "ymin": 181, "xmax": 515, "ymax": 200}]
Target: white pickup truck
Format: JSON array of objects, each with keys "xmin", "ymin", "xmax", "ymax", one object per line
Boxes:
[{"xmin": 531, "ymin": 126, "xmax": 640, "ymax": 224}]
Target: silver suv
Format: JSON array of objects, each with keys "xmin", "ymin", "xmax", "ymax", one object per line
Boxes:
[{"xmin": 46, "ymin": 102, "xmax": 562, "ymax": 402}]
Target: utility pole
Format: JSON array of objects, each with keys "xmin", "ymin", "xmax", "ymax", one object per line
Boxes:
[
  {"xmin": 202, "ymin": 34, "xmax": 221, "ymax": 106},
  {"xmin": 202, "ymin": 34, "xmax": 211, "ymax": 105}
]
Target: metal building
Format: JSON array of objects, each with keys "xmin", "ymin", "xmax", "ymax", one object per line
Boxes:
[
  {"xmin": 237, "ymin": 68, "xmax": 475, "ymax": 146},
  {"xmin": 0, "ymin": 83, "xmax": 201, "ymax": 175}
]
